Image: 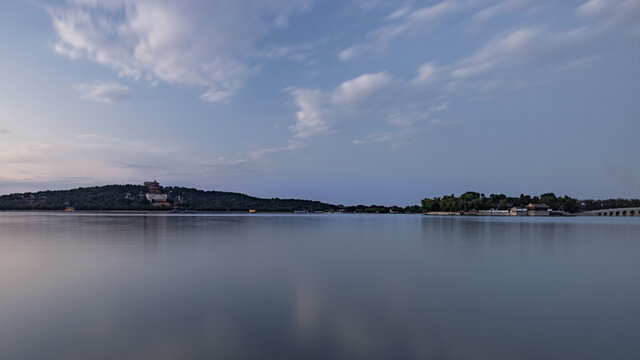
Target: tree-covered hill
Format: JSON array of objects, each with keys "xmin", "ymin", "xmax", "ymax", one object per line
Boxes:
[
  {"xmin": 0, "ymin": 184, "xmax": 337, "ymax": 212},
  {"xmin": 165, "ymin": 186, "xmax": 334, "ymax": 212}
]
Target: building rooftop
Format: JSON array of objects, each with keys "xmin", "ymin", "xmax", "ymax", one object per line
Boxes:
[{"xmin": 526, "ymin": 203, "xmax": 550, "ymax": 210}]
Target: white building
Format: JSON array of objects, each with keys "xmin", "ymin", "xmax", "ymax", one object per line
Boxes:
[{"xmin": 145, "ymin": 193, "xmax": 168, "ymax": 202}]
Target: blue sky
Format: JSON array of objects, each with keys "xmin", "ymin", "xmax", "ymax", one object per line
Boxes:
[{"xmin": 0, "ymin": 0, "xmax": 639, "ymax": 205}]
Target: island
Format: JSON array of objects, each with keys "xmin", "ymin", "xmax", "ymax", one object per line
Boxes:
[
  {"xmin": 0, "ymin": 181, "xmax": 335, "ymax": 212},
  {"xmin": 421, "ymin": 191, "xmax": 640, "ymax": 216}
]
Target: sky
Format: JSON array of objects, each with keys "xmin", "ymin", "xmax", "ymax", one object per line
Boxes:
[{"xmin": 0, "ymin": 0, "xmax": 639, "ymax": 205}]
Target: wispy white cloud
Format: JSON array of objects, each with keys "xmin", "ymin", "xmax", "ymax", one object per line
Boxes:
[
  {"xmin": 352, "ymin": 132, "xmax": 392, "ymax": 145},
  {"xmin": 243, "ymin": 141, "xmax": 307, "ymax": 161},
  {"xmin": 50, "ymin": 0, "xmax": 315, "ymax": 102},
  {"xmin": 330, "ymin": 72, "xmax": 393, "ymax": 106},
  {"xmin": 288, "ymin": 67, "xmax": 446, "ymax": 143},
  {"xmin": 451, "ymin": 0, "xmax": 640, "ymax": 85},
  {"xmin": 411, "ymin": 61, "xmax": 442, "ymax": 86},
  {"xmin": 73, "ymin": 82, "xmax": 130, "ymax": 103},
  {"xmin": 451, "ymin": 27, "xmax": 542, "ymax": 80},
  {"xmin": 340, "ymin": 0, "xmax": 639, "ymax": 64},
  {"xmin": 471, "ymin": 0, "xmax": 533, "ymax": 27},
  {"xmin": 252, "ymin": 39, "xmax": 328, "ymax": 62},
  {"xmin": 289, "ymin": 72, "xmax": 397, "ymax": 140},
  {"xmin": 0, "ymin": 130, "xmax": 307, "ymax": 192},
  {"xmin": 339, "ymin": 0, "xmax": 467, "ymax": 61},
  {"xmin": 288, "ymin": 88, "xmax": 332, "ymax": 139},
  {"xmin": 292, "ymin": 0, "xmax": 640, "ymax": 145},
  {"xmin": 577, "ymin": 0, "xmax": 609, "ymax": 17},
  {"xmin": 0, "ymin": 141, "xmax": 53, "ymax": 164},
  {"xmin": 577, "ymin": 0, "xmax": 640, "ymax": 36}
]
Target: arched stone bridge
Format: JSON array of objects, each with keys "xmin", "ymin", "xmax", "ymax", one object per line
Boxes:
[{"xmin": 583, "ymin": 207, "xmax": 640, "ymax": 217}]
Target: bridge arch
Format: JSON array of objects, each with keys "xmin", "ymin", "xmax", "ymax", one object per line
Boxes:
[{"xmin": 592, "ymin": 208, "xmax": 640, "ymax": 217}]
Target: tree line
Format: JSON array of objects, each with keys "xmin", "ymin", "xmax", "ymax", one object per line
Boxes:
[{"xmin": 421, "ymin": 192, "xmax": 640, "ymax": 213}]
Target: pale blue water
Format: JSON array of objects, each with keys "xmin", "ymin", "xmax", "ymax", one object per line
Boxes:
[{"xmin": 0, "ymin": 212, "xmax": 638, "ymax": 359}]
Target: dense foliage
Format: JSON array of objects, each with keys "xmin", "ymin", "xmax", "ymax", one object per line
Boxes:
[
  {"xmin": 0, "ymin": 184, "xmax": 336, "ymax": 212},
  {"xmin": 421, "ymin": 192, "xmax": 576, "ymax": 212},
  {"xmin": 0, "ymin": 185, "xmax": 150, "ymax": 211},
  {"xmin": 421, "ymin": 191, "xmax": 640, "ymax": 213},
  {"xmin": 164, "ymin": 186, "xmax": 334, "ymax": 212},
  {"xmin": 580, "ymin": 199, "xmax": 640, "ymax": 211}
]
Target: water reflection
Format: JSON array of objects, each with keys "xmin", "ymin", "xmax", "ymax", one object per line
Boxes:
[{"xmin": 0, "ymin": 213, "xmax": 639, "ymax": 359}]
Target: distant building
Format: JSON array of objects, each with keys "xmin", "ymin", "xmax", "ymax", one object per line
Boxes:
[
  {"xmin": 144, "ymin": 181, "xmax": 162, "ymax": 193},
  {"xmin": 510, "ymin": 207, "xmax": 528, "ymax": 216},
  {"xmin": 143, "ymin": 181, "xmax": 171, "ymax": 207},
  {"xmin": 525, "ymin": 203, "xmax": 550, "ymax": 216},
  {"xmin": 145, "ymin": 193, "xmax": 169, "ymax": 203}
]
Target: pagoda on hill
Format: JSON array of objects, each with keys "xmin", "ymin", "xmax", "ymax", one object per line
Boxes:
[{"xmin": 143, "ymin": 181, "xmax": 170, "ymax": 206}]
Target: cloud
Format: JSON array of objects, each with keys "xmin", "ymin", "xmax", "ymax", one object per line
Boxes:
[
  {"xmin": 352, "ymin": 132, "xmax": 392, "ymax": 145},
  {"xmin": 0, "ymin": 130, "xmax": 308, "ymax": 193},
  {"xmin": 50, "ymin": 0, "xmax": 314, "ymax": 102},
  {"xmin": 288, "ymin": 88, "xmax": 332, "ymax": 139},
  {"xmin": 577, "ymin": 0, "xmax": 609, "ymax": 17},
  {"xmin": 339, "ymin": 0, "xmax": 466, "ymax": 61},
  {"xmin": 471, "ymin": 0, "xmax": 532, "ymax": 27},
  {"xmin": 451, "ymin": 1, "xmax": 640, "ymax": 84},
  {"xmin": 291, "ymin": 0, "xmax": 640, "ymax": 145},
  {"xmin": 330, "ymin": 72, "xmax": 393, "ymax": 106},
  {"xmin": 252, "ymin": 39, "xmax": 328, "ymax": 62},
  {"xmin": 288, "ymin": 68, "xmax": 445, "ymax": 142},
  {"xmin": 451, "ymin": 28, "xmax": 542, "ymax": 80},
  {"xmin": 244, "ymin": 141, "xmax": 306, "ymax": 161},
  {"xmin": 0, "ymin": 133, "xmax": 181, "ymax": 185},
  {"xmin": 579, "ymin": 0, "xmax": 640, "ymax": 36},
  {"xmin": 0, "ymin": 141, "xmax": 53, "ymax": 164},
  {"xmin": 73, "ymin": 82, "xmax": 130, "ymax": 103},
  {"xmin": 289, "ymin": 72, "xmax": 396, "ymax": 140},
  {"xmin": 339, "ymin": 0, "xmax": 639, "ymax": 66},
  {"xmin": 411, "ymin": 62, "xmax": 441, "ymax": 86}
]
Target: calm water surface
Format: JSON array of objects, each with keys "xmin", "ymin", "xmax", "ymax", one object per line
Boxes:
[{"xmin": 0, "ymin": 212, "xmax": 638, "ymax": 359}]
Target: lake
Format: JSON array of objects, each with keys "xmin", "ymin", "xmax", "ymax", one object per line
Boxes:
[{"xmin": 0, "ymin": 212, "xmax": 638, "ymax": 359}]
